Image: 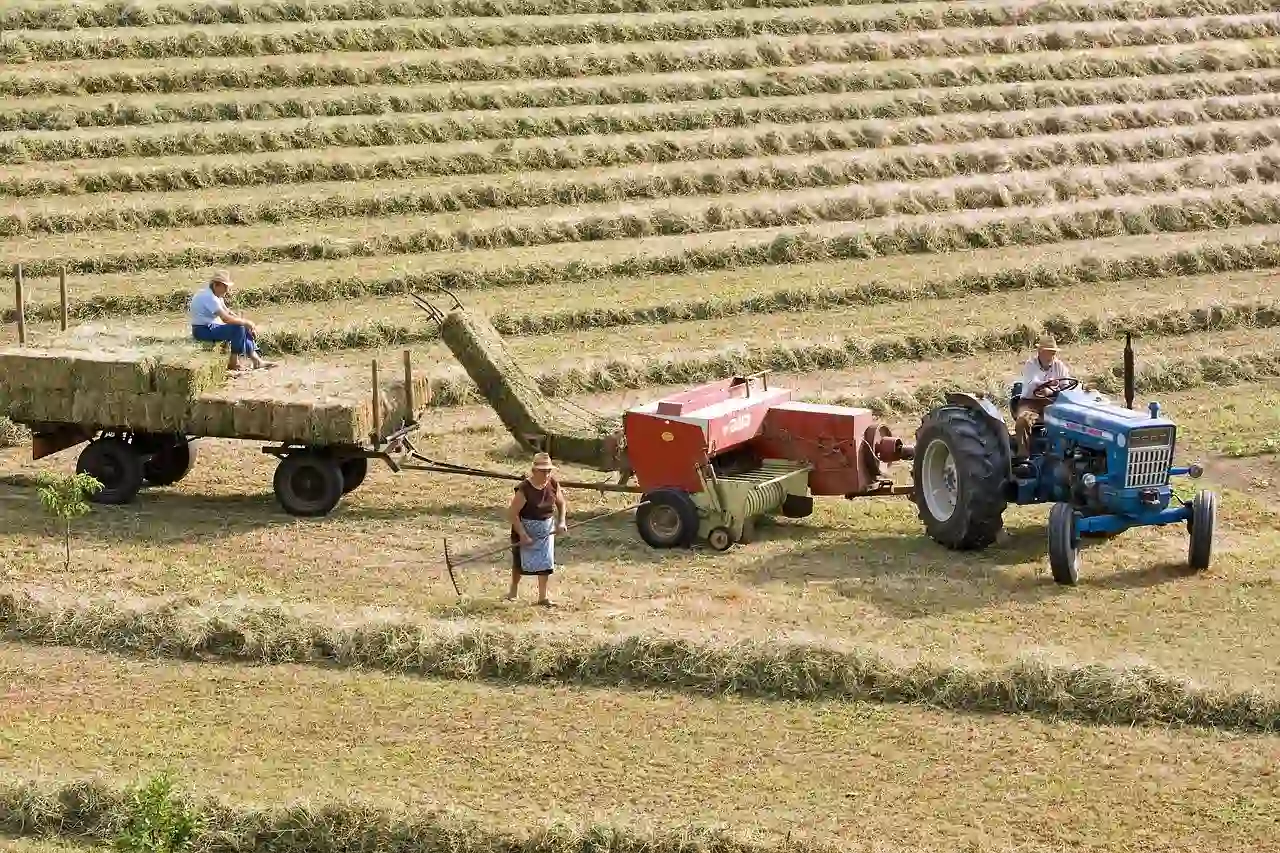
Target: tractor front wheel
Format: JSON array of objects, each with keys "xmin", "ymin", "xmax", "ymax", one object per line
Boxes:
[
  {"xmin": 274, "ymin": 452, "xmax": 345, "ymax": 518},
  {"xmin": 912, "ymin": 406, "xmax": 1008, "ymax": 551},
  {"xmin": 1047, "ymin": 502, "xmax": 1080, "ymax": 585},
  {"xmin": 76, "ymin": 437, "xmax": 145, "ymax": 505},
  {"xmin": 636, "ymin": 488, "xmax": 699, "ymax": 549},
  {"xmin": 1188, "ymin": 490, "xmax": 1216, "ymax": 571}
]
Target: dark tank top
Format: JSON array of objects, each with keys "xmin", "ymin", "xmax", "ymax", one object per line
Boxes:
[{"xmin": 515, "ymin": 477, "xmax": 558, "ymax": 520}]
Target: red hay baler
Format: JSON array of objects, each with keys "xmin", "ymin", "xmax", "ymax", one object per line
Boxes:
[{"xmin": 622, "ymin": 372, "xmax": 915, "ymax": 550}]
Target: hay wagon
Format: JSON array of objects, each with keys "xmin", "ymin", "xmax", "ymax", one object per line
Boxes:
[{"xmin": 0, "ymin": 282, "xmax": 637, "ymax": 517}]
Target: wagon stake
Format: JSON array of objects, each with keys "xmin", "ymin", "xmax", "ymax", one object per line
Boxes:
[{"xmin": 440, "ymin": 501, "xmax": 648, "ymax": 595}]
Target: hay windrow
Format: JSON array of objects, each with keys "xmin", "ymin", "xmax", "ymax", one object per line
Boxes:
[
  {"xmin": 2, "ymin": 39, "xmax": 1274, "ymax": 99},
  {"xmin": 5, "ymin": 5, "xmax": 1276, "ymax": 64},
  {"xmin": 0, "ymin": 0, "xmax": 922, "ymax": 30},
  {"xmin": 6, "ymin": 66, "xmax": 1280, "ymax": 135},
  {"xmin": 0, "ymin": 774, "xmax": 822, "ymax": 853},
  {"xmin": 8, "ymin": 89, "xmax": 1280, "ymax": 166},
  {"xmin": 0, "ymin": 591, "xmax": 1275, "ymax": 731}
]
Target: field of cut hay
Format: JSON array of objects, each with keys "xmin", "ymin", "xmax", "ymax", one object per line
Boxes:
[{"xmin": 2, "ymin": 0, "xmax": 1280, "ymax": 850}]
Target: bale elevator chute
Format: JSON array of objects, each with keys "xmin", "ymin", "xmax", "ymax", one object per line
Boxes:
[{"xmin": 410, "ymin": 287, "xmax": 631, "ymax": 481}]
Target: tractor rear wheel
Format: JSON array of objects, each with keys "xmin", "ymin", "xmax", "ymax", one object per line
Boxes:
[
  {"xmin": 274, "ymin": 452, "xmax": 345, "ymax": 518},
  {"xmin": 1047, "ymin": 501, "xmax": 1080, "ymax": 585},
  {"xmin": 912, "ymin": 406, "xmax": 1008, "ymax": 551},
  {"xmin": 1188, "ymin": 490, "xmax": 1216, "ymax": 571},
  {"xmin": 636, "ymin": 488, "xmax": 699, "ymax": 549}
]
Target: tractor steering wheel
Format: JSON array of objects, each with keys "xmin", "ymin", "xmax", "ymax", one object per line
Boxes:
[{"xmin": 1032, "ymin": 377, "xmax": 1080, "ymax": 400}]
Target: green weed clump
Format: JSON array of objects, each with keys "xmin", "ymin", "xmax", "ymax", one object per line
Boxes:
[
  {"xmin": 3, "ymin": 40, "xmax": 1275, "ymax": 98},
  {"xmin": 5, "ymin": 4, "xmax": 1275, "ymax": 63},
  {"xmin": 5, "ymin": 67, "xmax": 1279, "ymax": 135},
  {"xmin": 1, "ymin": 591, "xmax": 1276, "ymax": 731}
]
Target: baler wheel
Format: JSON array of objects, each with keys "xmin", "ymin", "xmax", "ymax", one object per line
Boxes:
[
  {"xmin": 707, "ymin": 527, "xmax": 733, "ymax": 551},
  {"xmin": 1047, "ymin": 502, "xmax": 1080, "ymax": 586},
  {"xmin": 636, "ymin": 488, "xmax": 699, "ymax": 549},
  {"xmin": 912, "ymin": 406, "xmax": 1007, "ymax": 551},
  {"xmin": 1187, "ymin": 490, "xmax": 1216, "ymax": 571}
]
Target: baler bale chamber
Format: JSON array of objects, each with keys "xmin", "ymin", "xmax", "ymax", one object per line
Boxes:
[{"xmin": 622, "ymin": 373, "xmax": 916, "ymax": 551}]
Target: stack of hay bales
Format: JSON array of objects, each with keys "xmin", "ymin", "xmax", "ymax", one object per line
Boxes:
[
  {"xmin": 191, "ymin": 364, "xmax": 430, "ymax": 445},
  {"xmin": 0, "ymin": 330, "xmax": 227, "ymax": 433},
  {"xmin": 438, "ymin": 307, "xmax": 623, "ymax": 470},
  {"xmin": 0, "ymin": 327, "xmax": 431, "ymax": 447}
]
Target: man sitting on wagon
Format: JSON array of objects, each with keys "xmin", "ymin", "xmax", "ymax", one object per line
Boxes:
[{"xmin": 189, "ymin": 270, "xmax": 275, "ymax": 372}]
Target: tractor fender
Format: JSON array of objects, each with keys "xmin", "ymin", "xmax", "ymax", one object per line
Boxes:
[{"xmin": 941, "ymin": 392, "xmax": 1013, "ymax": 479}]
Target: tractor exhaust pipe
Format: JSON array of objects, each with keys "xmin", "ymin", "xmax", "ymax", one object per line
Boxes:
[{"xmin": 1123, "ymin": 332, "xmax": 1135, "ymax": 411}]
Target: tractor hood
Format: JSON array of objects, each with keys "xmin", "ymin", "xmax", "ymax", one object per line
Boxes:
[{"xmin": 1045, "ymin": 387, "xmax": 1178, "ymax": 442}]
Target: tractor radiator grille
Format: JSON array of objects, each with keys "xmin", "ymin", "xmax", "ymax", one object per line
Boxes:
[{"xmin": 1125, "ymin": 445, "xmax": 1172, "ymax": 489}]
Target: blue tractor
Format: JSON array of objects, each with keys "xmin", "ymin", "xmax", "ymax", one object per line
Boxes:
[{"xmin": 909, "ymin": 335, "xmax": 1216, "ymax": 584}]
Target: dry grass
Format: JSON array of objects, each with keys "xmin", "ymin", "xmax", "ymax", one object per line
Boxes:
[{"xmin": 0, "ymin": 644, "xmax": 1277, "ymax": 853}]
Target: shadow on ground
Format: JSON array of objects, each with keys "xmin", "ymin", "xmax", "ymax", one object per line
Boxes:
[{"xmin": 747, "ymin": 524, "xmax": 1199, "ymax": 619}]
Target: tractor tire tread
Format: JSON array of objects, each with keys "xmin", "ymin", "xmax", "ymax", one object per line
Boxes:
[{"xmin": 913, "ymin": 406, "xmax": 1008, "ymax": 551}]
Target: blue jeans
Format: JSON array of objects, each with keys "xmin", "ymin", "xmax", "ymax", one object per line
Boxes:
[{"xmin": 192, "ymin": 323, "xmax": 256, "ymax": 357}]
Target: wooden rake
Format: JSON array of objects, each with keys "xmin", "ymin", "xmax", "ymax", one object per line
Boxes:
[{"xmin": 441, "ymin": 501, "xmax": 647, "ymax": 596}]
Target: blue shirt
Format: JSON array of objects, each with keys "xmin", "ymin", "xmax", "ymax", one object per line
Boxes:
[{"xmin": 189, "ymin": 287, "xmax": 226, "ymax": 327}]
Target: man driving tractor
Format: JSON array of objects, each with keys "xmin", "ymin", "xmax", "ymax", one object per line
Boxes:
[{"xmin": 1014, "ymin": 334, "xmax": 1073, "ymax": 461}]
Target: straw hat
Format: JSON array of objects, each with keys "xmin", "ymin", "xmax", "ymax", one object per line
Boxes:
[
  {"xmin": 1036, "ymin": 333, "xmax": 1059, "ymax": 352},
  {"xmin": 210, "ymin": 270, "xmax": 234, "ymax": 289},
  {"xmin": 532, "ymin": 452, "xmax": 556, "ymax": 471}
]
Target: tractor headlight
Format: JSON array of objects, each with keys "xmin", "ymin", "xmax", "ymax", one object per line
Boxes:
[
  {"xmin": 1082, "ymin": 473, "xmax": 1097, "ymax": 488},
  {"xmin": 1188, "ymin": 463, "xmax": 1203, "ymax": 479}
]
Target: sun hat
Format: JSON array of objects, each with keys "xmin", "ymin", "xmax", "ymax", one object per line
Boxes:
[
  {"xmin": 210, "ymin": 270, "xmax": 233, "ymax": 289},
  {"xmin": 532, "ymin": 452, "xmax": 555, "ymax": 470},
  {"xmin": 1036, "ymin": 333, "xmax": 1059, "ymax": 352}
]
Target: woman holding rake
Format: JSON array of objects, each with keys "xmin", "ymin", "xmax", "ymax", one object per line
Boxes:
[{"xmin": 506, "ymin": 452, "xmax": 568, "ymax": 606}]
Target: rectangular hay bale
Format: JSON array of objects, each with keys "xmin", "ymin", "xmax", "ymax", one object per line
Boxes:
[
  {"xmin": 153, "ymin": 354, "xmax": 228, "ymax": 398},
  {"xmin": 187, "ymin": 398, "xmax": 237, "ymax": 437},
  {"xmin": 232, "ymin": 399, "xmax": 275, "ymax": 440}
]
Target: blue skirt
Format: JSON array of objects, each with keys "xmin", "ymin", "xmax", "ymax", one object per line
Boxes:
[{"xmin": 511, "ymin": 516, "xmax": 556, "ymax": 575}]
